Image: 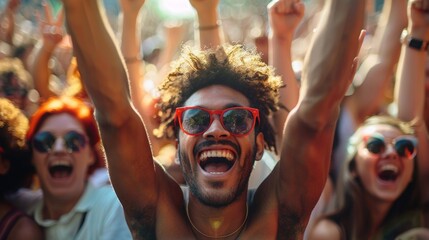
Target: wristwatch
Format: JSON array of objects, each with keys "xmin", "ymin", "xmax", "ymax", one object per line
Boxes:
[{"xmin": 400, "ymin": 29, "xmax": 429, "ymax": 52}]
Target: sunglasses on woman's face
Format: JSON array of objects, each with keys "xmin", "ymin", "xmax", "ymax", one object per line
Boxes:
[
  {"xmin": 32, "ymin": 130, "xmax": 87, "ymax": 153},
  {"xmin": 363, "ymin": 134, "xmax": 418, "ymax": 159},
  {"xmin": 174, "ymin": 106, "xmax": 260, "ymax": 136}
]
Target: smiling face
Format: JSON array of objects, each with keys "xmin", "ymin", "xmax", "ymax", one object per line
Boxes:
[
  {"xmin": 177, "ymin": 85, "xmax": 265, "ymax": 207},
  {"xmin": 354, "ymin": 124, "xmax": 415, "ymax": 203},
  {"xmin": 31, "ymin": 113, "xmax": 95, "ymax": 201}
]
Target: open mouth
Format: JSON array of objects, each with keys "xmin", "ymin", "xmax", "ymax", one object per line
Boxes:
[
  {"xmin": 377, "ymin": 164, "xmax": 399, "ymax": 182},
  {"xmin": 49, "ymin": 161, "xmax": 73, "ymax": 178},
  {"xmin": 198, "ymin": 150, "xmax": 236, "ymax": 174}
]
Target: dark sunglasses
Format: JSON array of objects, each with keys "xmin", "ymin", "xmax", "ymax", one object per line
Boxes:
[
  {"xmin": 363, "ymin": 134, "xmax": 418, "ymax": 159},
  {"xmin": 32, "ymin": 130, "xmax": 87, "ymax": 153},
  {"xmin": 175, "ymin": 106, "xmax": 259, "ymax": 136}
]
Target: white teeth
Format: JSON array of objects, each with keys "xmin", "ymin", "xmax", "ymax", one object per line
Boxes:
[
  {"xmin": 380, "ymin": 164, "xmax": 398, "ymax": 173},
  {"xmin": 200, "ymin": 150, "xmax": 234, "ymax": 161}
]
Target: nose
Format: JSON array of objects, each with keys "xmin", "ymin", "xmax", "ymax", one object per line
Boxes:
[
  {"xmin": 51, "ymin": 138, "xmax": 68, "ymax": 153},
  {"xmin": 203, "ymin": 116, "xmax": 230, "ymax": 138},
  {"xmin": 383, "ymin": 144, "xmax": 399, "ymax": 159}
]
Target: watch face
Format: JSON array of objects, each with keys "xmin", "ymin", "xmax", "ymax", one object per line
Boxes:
[
  {"xmin": 409, "ymin": 38, "xmax": 424, "ymax": 50},
  {"xmin": 401, "ymin": 29, "xmax": 428, "ymax": 51}
]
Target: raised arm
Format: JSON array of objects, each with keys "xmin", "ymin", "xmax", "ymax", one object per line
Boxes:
[
  {"xmin": 60, "ymin": 0, "xmax": 169, "ymax": 224},
  {"xmin": 268, "ymin": 0, "xmax": 304, "ymax": 149},
  {"xmin": 0, "ymin": 0, "xmax": 19, "ymax": 45},
  {"xmin": 394, "ymin": 0, "xmax": 429, "ymax": 203},
  {"xmin": 28, "ymin": 4, "xmax": 64, "ymax": 100},
  {"xmin": 119, "ymin": 0, "xmax": 145, "ymax": 125},
  {"xmin": 264, "ymin": 0, "xmax": 365, "ymax": 232},
  {"xmin": 345, "ymin": 0, "xmax": 407, "ymax": 123},
  {"xmin": 190, "ymin": 0, "xmax": 224, "ymax": 49}
]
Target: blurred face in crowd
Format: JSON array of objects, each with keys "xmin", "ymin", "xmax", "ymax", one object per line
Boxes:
[
  {"xmin": 31, "ymin": 113, "xmax": 95, "ymax": 201},
  {"xmin": 354, "ymin": 124, "xmax": 416, "ymax": 203},
  {"xmin": 0, "ymin": 72, "xmax": 28, "ymax": 110},
  {"xmin": 176, "ymin": 85, "xmax": 264, "ymax": 207}
]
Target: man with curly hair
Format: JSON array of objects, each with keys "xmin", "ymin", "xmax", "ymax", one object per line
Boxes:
[{"xmin": 59, "ymin": 0, "xmax": 365, "ymax": 238}]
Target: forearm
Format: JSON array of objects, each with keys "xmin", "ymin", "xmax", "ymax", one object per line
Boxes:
[
  {"xmin": 395, "ymin": 31, "xmax": 427, "ymax": 121},
  {"xmin": 195, "ymin": 8, "xmax": 224, "ymax": 49},
  {"xmin": 270, "ymin": 35, "xmax": 298, "ymax": 109},
  {"xmin": 269, "ymin": 35, "xmax": 299, "ymax": 146},
  {"xmin": 29, "ymin": 41, "xmax": 58, "ymax": 100},
  {"xmin": 350, "ymin": 0, "xmax": 407, "ymax": 121},
  {"xmin": 299, "ymin": 0, "xmax": 365, "ymax": 130},
  {"xmin": 121, "ymin": 13, "xmax": 141, "ymax": 61},
  {"xmin": 63, "ymin": 0, "xmax": 130, "ymax": 122},
  {"xmin": 372, "ymin": 0, "xmax": 408, "ymax": 63},
  {"xmin": 0, "ymin": 11, "xmax": 14, "ymax": 44},
  {"xmin": 121, "ymin": 11, "xmax": 144, "ymax": 107}
]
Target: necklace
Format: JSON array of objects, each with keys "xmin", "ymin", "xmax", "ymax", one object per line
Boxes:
[{"xmin": 186, "ymin": 202, "xmax": 248, "ymax": 239}]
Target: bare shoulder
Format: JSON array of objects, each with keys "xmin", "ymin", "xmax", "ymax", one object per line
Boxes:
[
  {"xmin": 307, "ymin": 218, "xmax": 342, "ymax": 240},
  {"xmin": 8, "ymin": 216, "xmax": 44, "ymax": 240}
]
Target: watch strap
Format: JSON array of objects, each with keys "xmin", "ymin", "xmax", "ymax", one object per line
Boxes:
[{"xmin": 400, "ymin": 29, "xmax": 429, "ymax": 52}]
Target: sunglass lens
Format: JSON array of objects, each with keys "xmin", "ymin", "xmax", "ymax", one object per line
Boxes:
[
  {"xmin": 223, "ymin": 109, "xmax": 254, "ymax": 135},
  {"xmin": 395, "ymin": 139, "xmax": 415, "ymax": 158},
  {"xmin": 366, "ymin": 137, "xmax": 385, "ymax": 154},
  {"xmin": 182, "ymin": 109, "xmax": 210, "ymax": 135},
  {"xmin": 64, "ymin": 131, "xmax": 87, "ymax": 152},
  {"xmin": 33, "ymin": 132, "xmax": 55, "ymax": 153}
]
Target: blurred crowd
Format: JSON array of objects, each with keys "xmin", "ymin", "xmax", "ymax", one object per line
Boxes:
[{"xmin": 0, "ymin": 0, "xmax": 428, "ymax": 239}]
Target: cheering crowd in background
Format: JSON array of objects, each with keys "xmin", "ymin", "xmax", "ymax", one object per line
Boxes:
[{"xmin": 0, "ymin": 0, "xmax": 428, "ymax": 239}]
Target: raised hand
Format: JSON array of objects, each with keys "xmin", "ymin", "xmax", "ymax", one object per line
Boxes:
[
  {"xmin": 6, "ymin": 0, "xmax": 21, "ymax": 12},
  {"xmin": 409, "ymin": 0, "xmax": 429, "ymax": 34},
  {"xmin": 268, "ymin": 0, "xmax": 305, "ymax": 39},
  {"xmin": 189, "ymin": 0, "xmax": 220, "ymax": 16},
  {"xmin": 38, "ymin": 1, "xmax": 65, "ymax": 49},
  {"xmin": 189, "ymin": 0, "xmax": 223, "ymax": 49},
  {"xmin": 119, "ymin": 0, "xmax": 145, "ymax": 17},
  {"xmin": 0, "ymin": 0, "xmax": 21, "ymax": 44}
]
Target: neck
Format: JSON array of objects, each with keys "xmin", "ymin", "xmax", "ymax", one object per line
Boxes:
[
  {"xmin": 43, "ymin": 190, "xmax": 84, "ymax": 220},
  {"xmin": 364, "ymin": 195, "xmax": 393, "ymax": 235},
  {"xmin": 187, "ymin": 196, "xmax": 248, "ymax": 239}
]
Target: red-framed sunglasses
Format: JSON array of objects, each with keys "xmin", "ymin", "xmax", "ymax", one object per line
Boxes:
[
  {"xmin": 363, "ymin": 133, "xmax": 418, "ymax": 160},
  {"xmin": 174, "ymin": 106, "xmax": 260, "ymax": 136}
]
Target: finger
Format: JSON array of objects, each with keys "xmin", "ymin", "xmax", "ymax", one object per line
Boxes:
[
  {"xmin": 56, "ymin": 7, "xmax": 64, "ymax": 26},
  {"xmin": 411, "ymin": 0, "xmax": 423, "ymax": 9},
  {"xmin": 43, "ymin": 1, "xmax": 53, "ymax": 23},
  {"xmin": 283, "ymin": 0, "xmax": 293, "ymax": 13},
  {"xmin": 293, "ymin": 1, "xmax": 305, "ymax": 16},
  {"xmin": 357, "ymin": 29, "xmax": 366, "ymax": 55},
  {"xmin": 410, "ymin": 0, "xmax": 429, "ymax": 10},
  {"xmin": 43, "ymin": 25, "xmax": 57, "ymax": 35},
  {"xmin": 276, "ymin": 0, "xmax": 286, "ymax": 14},
  {"xmin": 267, "ymin": 0, "xmax": 277, "ymax": 12},
  {"xmin": 349, "ymin": 57, "xmax": 359, "ymax": 86}
]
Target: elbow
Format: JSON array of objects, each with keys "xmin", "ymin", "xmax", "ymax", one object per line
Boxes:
[{"xmin": 296, "ymin": 98, "xmax": 341, "ymax": 132}]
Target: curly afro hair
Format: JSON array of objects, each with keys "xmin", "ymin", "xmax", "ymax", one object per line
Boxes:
[{"xmin": 156, "ymin": 44, "xmax": 283, "ymax": 153}]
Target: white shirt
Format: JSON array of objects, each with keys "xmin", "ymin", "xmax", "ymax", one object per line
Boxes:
[{"xmin": 33, "ymin": 183, "xmax": 132, "ymax": 240}]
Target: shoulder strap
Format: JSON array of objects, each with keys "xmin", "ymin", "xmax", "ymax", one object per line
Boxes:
[{"xmin": 0, "ymin": 209, "xmax": 26, "ymax": 240}]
